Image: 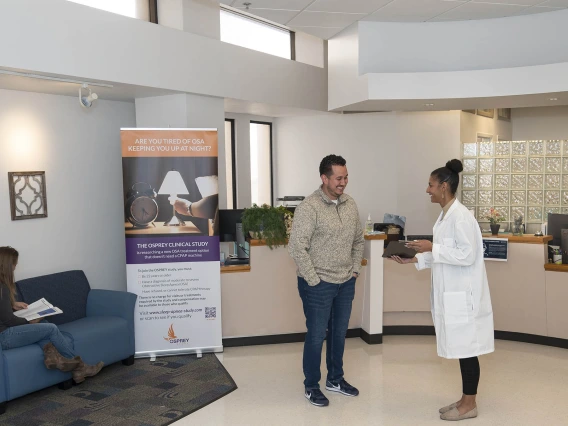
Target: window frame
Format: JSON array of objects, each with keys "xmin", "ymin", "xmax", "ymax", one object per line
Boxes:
[
  {"xmin": 149, "ymin": 0, "xmax": 158, "ymax": 23},
  {"xmin": 225, "ymin": 118, "xmax": 237, "ymax": 210},
  {"xmin": 250, "ymin": 120, "xmax": 274, "ymax": 207}
]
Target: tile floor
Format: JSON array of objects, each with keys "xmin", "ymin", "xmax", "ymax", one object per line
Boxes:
[{"xmin": 175, "ymin": 336, "xmax": 568, "ymax": 425}]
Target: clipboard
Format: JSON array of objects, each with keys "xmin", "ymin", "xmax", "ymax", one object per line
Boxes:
[{"xmin": 382, "ymin": 241, "xmax": 417, "ymax": 259}]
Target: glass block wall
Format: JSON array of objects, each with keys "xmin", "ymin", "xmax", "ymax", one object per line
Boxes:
[{"xmin": 461, "ymin": 140, "xmax": 568, "ymax": 229}]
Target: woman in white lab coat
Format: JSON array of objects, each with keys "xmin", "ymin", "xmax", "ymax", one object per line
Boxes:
[{"xmin": 392, "ymin": 159, "xmax": 494, "ymax": 422}]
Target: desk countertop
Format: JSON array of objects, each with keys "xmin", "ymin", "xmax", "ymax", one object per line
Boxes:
[
  {"xmin": 364, "ymin": 234, "xmax": 387, "ymax": 241},
  {"xmin": 481, "ymin": 234, "xmax": 552, "ymax": 244},
  {"xmin": 221, "ymin": 265, "xmax": 251, "ymax": 273},
  {"xmin": 544, "ymin": 263, "xmax": 568, "ymax": 273}
]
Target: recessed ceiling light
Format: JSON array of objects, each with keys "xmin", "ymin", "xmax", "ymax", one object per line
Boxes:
[
  {"xmin": 549, "ymin": 97, "xmax": 558, "ymax": 101},
  {"xmin": 424, "ymin": 103, "xmax": 434, "ymax": 107}
]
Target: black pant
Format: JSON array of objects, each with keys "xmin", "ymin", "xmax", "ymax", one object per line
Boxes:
[{"xmin": 459, "ymin": 357, "xmax": 480, "ymax": 395}]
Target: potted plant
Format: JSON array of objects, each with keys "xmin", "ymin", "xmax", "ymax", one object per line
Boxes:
[
  {"xmin": 484, "ymin": 208, "xmax": 505, "ymax": 235},
  {"xmin": 241, "ymin": 204, "xmax": 293, "ymax": 249}
]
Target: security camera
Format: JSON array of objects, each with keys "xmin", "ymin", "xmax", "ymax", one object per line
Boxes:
[{"xmin": 79, "ymin": 84, "xmax": 98, "ymax": 108}]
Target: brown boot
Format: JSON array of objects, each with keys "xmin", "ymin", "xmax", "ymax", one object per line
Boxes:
[
  {"xmin": 43, "ymin": 343, "xmax": 81, "ymax": 372},
  {"xmin": 72, "ymin": 357, "xmax": 104, "ymax": 384}
]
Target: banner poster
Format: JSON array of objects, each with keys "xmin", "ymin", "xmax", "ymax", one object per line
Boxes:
[{"xmin": 120, "ymin": 128, "xmax": 222, "ymax": 358}]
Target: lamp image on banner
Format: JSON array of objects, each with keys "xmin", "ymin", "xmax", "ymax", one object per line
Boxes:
[{"xmin": 121, "ymin": 128, "xmax": 222, "ymax": 359}]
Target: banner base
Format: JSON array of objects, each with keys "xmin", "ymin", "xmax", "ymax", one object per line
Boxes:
[{"xmin": 135, "ymin": 345, "xmax": 223, "ymax": 359}]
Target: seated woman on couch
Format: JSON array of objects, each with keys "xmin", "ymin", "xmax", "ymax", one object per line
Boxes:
[{"xmin": 0, "ymin": 246, "xmax": 103, "ymax": 383}]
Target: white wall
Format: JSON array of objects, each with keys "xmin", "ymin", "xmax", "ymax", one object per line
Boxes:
[
  {"xmin": 359, "ymin": 12, "xmax": 568, "ymax": 74},
  {"xmin": 0, "ymin": 0, "xmax": 327, "ymax": 112},
  {"xmin": 0, "ymin": 89, "xmax": 135, "ymax": 290},
  {"xmin": 274, "ymin": 111, "xmax": 461, "ymax": 234},
  {"xmin": 329, "ymin": 17, "xmax": 568, "ymax": 110},
  {"xmin": 158, "ymin": 0, "xmax": 220, "ymax": 40},
  {"xmin": 295, "ymin": 31, "xmax": 324, "ymax": 69},
  {"xmin": 460, "ymin": 110, "xmax": 513, "ymax": 142},
  {"xmin": 328, "ymin": 24, "xmax": 368, "ymax": 111},
  {"xmin": 512, "ymin": 106, "xmax": 568, "ymax": 140}
]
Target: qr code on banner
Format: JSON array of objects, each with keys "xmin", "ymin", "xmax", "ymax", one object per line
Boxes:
[{"xmin": 205, "ymin": 307, "xmax": 216, "ymax": 319}]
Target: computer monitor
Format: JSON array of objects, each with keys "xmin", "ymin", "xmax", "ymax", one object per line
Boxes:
[
  {"xmin": 219, "ymin": 209, "xmax": 244, "ymax": 242},
  {"xmin": 548, "ymin": 213, "xmax": 568, "ymax": 246},
  {"xmin": 219, "ymin": 209, "xmax": 248, "ymax": 258}
]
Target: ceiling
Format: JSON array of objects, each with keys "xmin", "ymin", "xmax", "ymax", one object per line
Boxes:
[
  {"xmin": 333, "ymin": 92, "xmax": 568, "ymax": 113},
  {"xmin": 221, "ymin": 0, "xmax": 568, "ymax": 39}
]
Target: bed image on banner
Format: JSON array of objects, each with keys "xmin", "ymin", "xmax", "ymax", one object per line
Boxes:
[{"xmin": 121, "ymin": 128, "xmax": 222, "ymax": 358}]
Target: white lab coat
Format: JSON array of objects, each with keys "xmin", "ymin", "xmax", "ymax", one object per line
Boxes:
[{"xmin": 416, "ymin": 199, "xmax": 494, "ymax": 359}]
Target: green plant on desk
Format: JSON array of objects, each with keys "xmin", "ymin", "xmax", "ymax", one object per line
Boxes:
[{"xmin": 242, "ymin": 204, "xmax": 293, "ymax": 249}]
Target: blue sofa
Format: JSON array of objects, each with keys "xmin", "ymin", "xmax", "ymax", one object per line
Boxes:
[{"xmin": 0, "ymin": 270, "xmax": 137, "ymax": 414}]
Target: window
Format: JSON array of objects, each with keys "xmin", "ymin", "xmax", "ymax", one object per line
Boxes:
[
  {"xmin": 220, "ymin": 10, "xmax": 292, "ymax": 60},
  {"xmin": 66, "ymin": 0, "xmax": 150, "ymax": 20},
  {"xmin": 250, "ymin": 122, "xmax": 273, "ymax": 206},
  {"xmin": 477, "ymin": 133, "xmax": 493, "ymax": 143},
  {"xmin": 225, "ymin": 119, "xmax": 237, "ymax": 209}
]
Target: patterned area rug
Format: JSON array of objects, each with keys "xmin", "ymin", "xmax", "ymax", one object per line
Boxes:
[{"xmin": 0, "ymin": 354, "xmax": 237, "ymax": 426}]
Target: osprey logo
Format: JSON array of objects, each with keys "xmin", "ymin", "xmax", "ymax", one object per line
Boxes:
[
  {"xmin": 164, "ymin": 324, "xmax": 190, "ymax": 344},
  {"xmin": 164, "ymin": 324, "xmax": 177, "ymax": 341}
]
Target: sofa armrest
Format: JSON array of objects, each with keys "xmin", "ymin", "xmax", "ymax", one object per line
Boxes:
[
  {"xmin": 0, "ymin": 346, "xmax": 7, "ymax": 403},
  {"xmin": 86, "ymin": 290, "xmax": 137, "ymax": 355}
]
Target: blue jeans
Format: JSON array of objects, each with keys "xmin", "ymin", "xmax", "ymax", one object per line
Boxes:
[
  {"xmin": 0, "ymin": 323, "xmax": 76, "ymax": 359},
  {"xmin": 298, "ymin": 276, "xmax": 356, "ymax": 390}
]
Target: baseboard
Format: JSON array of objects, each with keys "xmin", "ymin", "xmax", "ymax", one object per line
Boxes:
[
  {"xmin": 223, "ymin": 332, "xmax": 306, "ymax": 347},
  {"xmin": 383, "ymin": 326, "xmax": 436, "ymax": 336},
  {"xmin": 223, "ymin": 328, "xmax": 363, "ymax": 348},
  {"xmin": 222, "ymin": 326, "xmax": 568, "ymax": 350},
  {"xmin": 383, "ymin": 326, "xmax": 568, "ymax": 350},
  {"xmin": 494, "ymin": 331, "xmax": 568, "ymax": 350},
  {"xmin": 360, "ymin": 329, "xmax": 383, "ymax": 344}
]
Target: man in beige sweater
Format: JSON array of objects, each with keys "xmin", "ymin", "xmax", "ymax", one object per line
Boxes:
[{"xmin": 288, "ymin": 154, "xmax": 365, "ymax": 407}]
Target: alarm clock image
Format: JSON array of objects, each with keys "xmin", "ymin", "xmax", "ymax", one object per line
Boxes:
[{"xmin": 125, "ymin": 182, "xmax": 159, "ymax": 228}]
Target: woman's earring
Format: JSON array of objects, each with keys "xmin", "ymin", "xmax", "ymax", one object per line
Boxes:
[{"xmin": 442, "ymin": 192, "xmax": 445, "ymax": 199}]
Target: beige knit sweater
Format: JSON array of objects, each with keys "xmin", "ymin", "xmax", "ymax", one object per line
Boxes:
[{"xmin": 288, "ymin": 187, "xmax": 365, "ymax": 286}]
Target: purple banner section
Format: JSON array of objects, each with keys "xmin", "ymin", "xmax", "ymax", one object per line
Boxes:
[{"xmin": 126, "ymin": 236, "xmax": 220, "ymax": 265}]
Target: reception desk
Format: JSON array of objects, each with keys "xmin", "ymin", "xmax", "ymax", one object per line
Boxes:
[
  {"xmin": 218, "ymin": 234, "xmax": 567, "ymax": 349},
  {"xmin": 383, "ymin": 234, "xmax": 568, "ymax": 346},
  {"xmin": 219, "ymin": 238, "xmax": 382, "ymax": 345}
]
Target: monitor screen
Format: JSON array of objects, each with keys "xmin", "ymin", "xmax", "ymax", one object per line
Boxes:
[
  {"xmin": 219, "ymin": 209, "xmax": 244, "ymax": 242},
  {"xmin": 548, "ymin": 213, "xmax": 568, "ymax": 246}
]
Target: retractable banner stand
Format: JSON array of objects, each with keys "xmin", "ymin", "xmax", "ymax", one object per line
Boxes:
[{"xmin": 120, "ymin": 128, "xmax": 222, "ymax": 358}]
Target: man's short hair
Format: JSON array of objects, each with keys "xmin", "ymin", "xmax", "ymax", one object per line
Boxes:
[{"xmin": 319, "ymin": 154, "xmax": 346, "ymax": 177}]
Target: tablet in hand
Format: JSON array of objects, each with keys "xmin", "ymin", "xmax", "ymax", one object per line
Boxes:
[{"xmin": 382, "ymin": 241, "xmax": 417, "ymax": 259}]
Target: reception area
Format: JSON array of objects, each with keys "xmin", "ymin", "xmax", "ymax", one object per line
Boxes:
[{"xmin": 2, "ymin": 1, "xmax": 568, "ymax": 425}]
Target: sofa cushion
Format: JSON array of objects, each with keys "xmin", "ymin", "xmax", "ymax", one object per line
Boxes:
[
  {"xmin": 16, "ymin": 270, "xmax": 90, "ymax": 325},
  {"xmin": 58, "ymin": 316, "xmax": 131, "ymax": 366},
  {"xmin": 3, "ymin": 345, "xmax": 71, "ymax": 400}
]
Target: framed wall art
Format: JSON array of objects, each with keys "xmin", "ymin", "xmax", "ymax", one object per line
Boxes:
[
  {"xmin": 8, "ymin": 171, "xmax": 48, "ymax": 220},
  {"xmin": 477, "ymin": 109, "xmax": 494, "ymax": 118},
  {"xmin": 497, "ymin": 108, "xmax": 511, "ymax": 121}
]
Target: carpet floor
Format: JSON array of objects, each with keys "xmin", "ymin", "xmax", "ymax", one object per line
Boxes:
[{"xmin": 0, "ymin": 354, "xmax": 237, "ymax": 426}]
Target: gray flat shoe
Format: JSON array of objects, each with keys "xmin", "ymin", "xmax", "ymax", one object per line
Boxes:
[
  {"xmin": 439, "ymin": 402, "xmax": 459, "ymax": 414},
  {"xmin": 440, "ymin": 407, "xmax": 478, "ymax": 421}
]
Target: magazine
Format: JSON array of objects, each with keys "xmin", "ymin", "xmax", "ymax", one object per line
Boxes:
[{"xmin": 14, "ymin": 298, "xmax": 63, "ymax": 321}]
